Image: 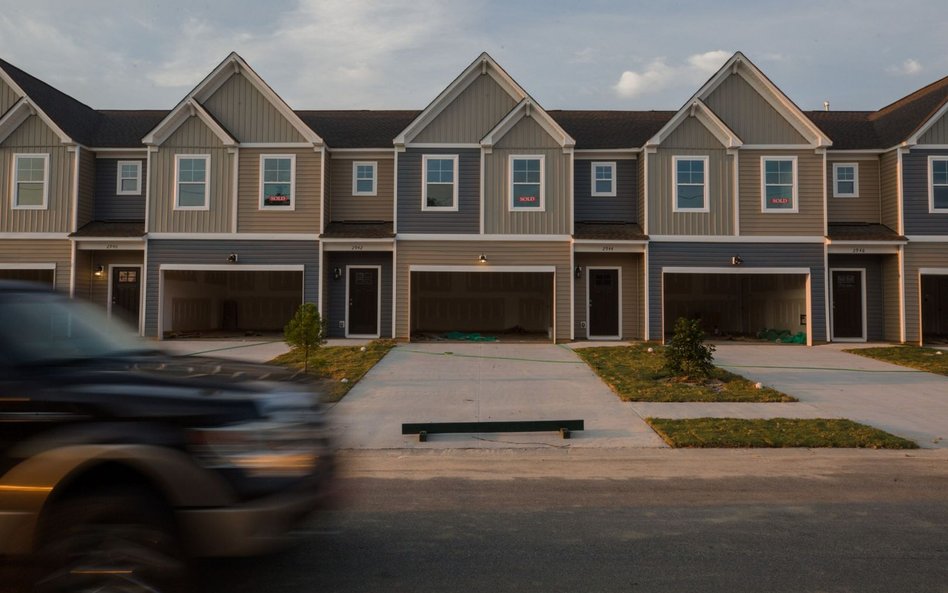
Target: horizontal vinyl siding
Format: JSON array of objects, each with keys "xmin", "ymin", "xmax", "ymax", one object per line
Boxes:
[
  {"xmin": 328, "ymin": 157, "xmax": 394, "ymax": 221},
  {"xmin": 882, "ymin": 253, "xmax": 902, "ymax": 342},
  {"xmin": 902, "ymin": 149, "xmax": 948, "ymax": 235},
  {"xmin": 703, "ymin": 72, "xmax": 809, "ymax": 145},
  {"xmin": 94, "ymin": 158, "xmax": 146, "ymax": 221},
  {"xmin": 201, "ymin": 73, "xmax": 305, "ymax": 144},
  {"xmin": 904, "ymin": 243, "xmax": 948, "ymax": 344},
  {"xmin": 412, "ymin": 73, "xmax": 517, "ymax": 144},
  {"xmin": 0, "ymin": 115, "xmax": 73, "ymax": 233},
  {"xmin": 0, "ymin": 77, "xmax": 18, "ymax": 116},
  {"xmin": 827, "ymin": 254, "xmax": 885, "ymax": 341},
  {"xmin": 395, "ymin": 240, "xmax": 571, "ymax": 341},
  {"xmin": 573, "ymin": 253, "xmax": 644, "ymax": 339},
  {"xmin": 574, "ymin": 159, "xmax": 637, "ymax": 222},
  {"xmin": 77, "ymin": 149, "xmax": 95, "ymax": 228},
  {"xmin": 738, "ymin": 150, "xmax": 824, "ymax": 236},
  {"xmin": 0, "ymin": 239, "xmax": 72, "ymax": 292},
  {"xmin": 649, "ymin": 148, "xmax": 733, "ymax": 236},
  {"xmin": 637, "ymin": 157, "xmax": 646, "ymax": 228},
  {"xmin": 237, "ymin": 148, "xmax": 321, "ymax": 233},
  {"xmin": 397, "ymin": 148, "xmax": 479, "ymax": 234},
  {"xmin": 880, "ymin": 150, "xmax": 899, "ymax": 232},
  {"xmin": 324, "ymin": 252, "xmax": 393, "ymax": 338},
  {"xmin": 827, "ymin": 158, "xmax": 881, "ymax": 224}
]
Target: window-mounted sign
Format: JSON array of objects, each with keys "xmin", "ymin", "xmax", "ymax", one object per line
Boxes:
[
  {"xmin": 517, "ymin": 195, "xmax": 538, "ymax": 204},
  {"xmin": 265, "ymin": 194, "xmax": 291, "ymax": 206},
  {"xmin": 770, "ymin": 197, "xmax": 790, "ymax": 205}
]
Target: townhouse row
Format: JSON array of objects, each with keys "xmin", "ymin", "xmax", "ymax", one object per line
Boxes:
[{"xmin": 0, "ymin": 51, "xmax": 946, "ymax": 345}]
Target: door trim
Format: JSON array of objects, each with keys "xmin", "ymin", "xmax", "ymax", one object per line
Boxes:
[
  {"xmin": 345, "ymin": 265, "xmax": 382, "ymax": 339},
  {"xmin": 829, "ymin": 267, "xmax": 867, "ymax": 342},
  {"xmin": 586, "ymin": 266, "xmax": 622, "ymax": 340},
  {"xmin": 107, "ymin": 263, "xmax": 143, "ymax": 324}
]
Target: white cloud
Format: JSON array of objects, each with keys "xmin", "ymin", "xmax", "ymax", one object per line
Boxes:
[
  {"xmin": 887, "ymin": 59, "xmax": 922, "ymax": 76},
  {"xmin": 614, "ymin": 50, "xmax": 730, "ymax": 99}
]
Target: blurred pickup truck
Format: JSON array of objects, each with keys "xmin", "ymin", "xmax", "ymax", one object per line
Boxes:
[{"xmin": 0, "ymin": 281, "xmax": 335, "ymax": 592}]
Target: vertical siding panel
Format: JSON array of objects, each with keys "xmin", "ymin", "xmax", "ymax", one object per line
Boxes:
[
  {"xmin": 413, "ymin": 74, "xmax": 518, "ymax": 143},
  {"xmin": 573, "ymin": 159, "xmax": 637, "ymax": 222},
  {"xmin": 738, "ymin": 150, "xmax": 824, "ymax": 235},
  {"xmin": 0, "ymin": 77, "xmax": 19, "ymax": 115},
  {"xmin": 827, "ymin": 158, "xmax": 881, "ymax": 223},
  {"xmin": 649, "ymin": 146, "xmax": 732, "ymax": 236},
  {"xmin": 328, "ymin": 156, "xmax": 395, "ymax": 221},
  {"xmin": 201, "ymin": 73, "xmax": 305, "ymax": 143},
  {"xmin": 704, "ymin": 72, "xmax": 809, "ymax": 145},
  {"xmin": 237, "ymin": 148, "xmax": 321, "ymax": 233},
  {"xmin": 919, "ymin": 113, "xmax": 948, "ymax": 144}
]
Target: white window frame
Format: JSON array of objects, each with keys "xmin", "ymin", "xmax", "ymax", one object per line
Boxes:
[
  {"xmin": 116, "ymin": 160, "xmax": 142, "ymax": 196},
  {"xmin": 590, "ymin": 161, "xmax": 616, "ymax": 197},
  {"xmin": 832, "ymin": 162, "xmax": 859, "ymax": 198},
  {"xmin": 258, "ymin": 154, "xmax": 296, "ymax": 211},
  {"xmin": 927, "ymin": 155, "xmax": 948, "ymax": 213},
  {"xmin": 509, "ymin": 154, "xmax": 545, "ymax": 212},
  {"xmin": 12, "ymin": 153, "xmax": 49, "ymax": 210},
  {"xmin": 672, "ymin": 155, "xmax": 710, "ymax": 213},
  {"xmin": 760, "ymin": 156, "xmax": 799, "ymax": 213},
  {"xmin": 173, "ymin": 154, "xmax": 210, "ymax": 211},
  {"xmin": 421, "ymin": 154, "xmax": 459, "ymax": 212},
  {"xmin": 352, "ymin": 161, "xmax": 378, "ymax": 196}
]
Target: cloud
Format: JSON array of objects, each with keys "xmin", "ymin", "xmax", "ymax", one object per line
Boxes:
[
  {"xmin": 614, "ymin": 50, "xmax": 730, "ymax": 99},
  {"xmin": 887, "ymin": 59, "xmax": 922, "ymax": 76}
]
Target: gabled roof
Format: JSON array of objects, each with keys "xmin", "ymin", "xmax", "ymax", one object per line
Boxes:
[
  {"xmin": 870, "ymin": 75, "xmax": 948, "ymax": 147},
  {"xmin": 645, "ymin": 99, "xmax": 742, "ymax": 149},
  {"xmin": 480, "ymin": 99, "xmax": 575, "ymax": 149},
  {"xmin": 0, "ymin": 58, "xmax": 96, "ymax": 144},
  {"xmin": 299, "ymin": 110, "xmax": 419, "ymax": 148},
  {"xmin": 548, "ymin": 110, "xmax": 673, "ymax": 149}
]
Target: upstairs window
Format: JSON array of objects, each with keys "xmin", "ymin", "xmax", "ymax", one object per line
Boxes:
[
  {"xmin": 353, "ymin": 161, "xmax": 377, "ymax": 196},
  {"xmin": 116, "ymin": 160, "xmax": 142, "ymax": 196},
  {"xmin": 761, "ymin": 156, "xmax": 798, "ymax": 213},
  {"xmin": 673, "ymin": 156, "xmax": 709, "ymax": 212},
  {"xmin": 422, "ymin": 155, "xmax": 458, "ymax": 211},
  {"xmin": 174, "ymin": 155, "xmax": 209, "ymax": 210},
  {"xmin": 510, "ymin": 155, "xmax": 544, "ymax": 211},
  {"xmin": 929, "ymin": 157, "xmax": 948, "ymax": 212},
  {"xmin": 13, "ymin": 154, "xmax": 49, "ymax": 209},
  {"xmin": 591, "ymin": 162, "xmax": 616, "ymax": 197},
  {"xmin": 833, "ymin": 163, "xmax": 858, "ymax": 198},
  {"xmin": 260, "ymin": 155, "xmax": 295, "ymax": 209}
]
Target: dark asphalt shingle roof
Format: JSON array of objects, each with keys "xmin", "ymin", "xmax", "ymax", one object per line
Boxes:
[
  {"xmin": 91, "ymin": 110, "xmax": 168, "ymax": 147},
  {"xmin": 298, "ymin": 110, "xmax": 419, "ymax": 148},
  {"xmin": 549, "ymin": 110, "xmax": 674, "ymax": 149},
  {"xmin": 69, "ymin": 221, "xmax": 146, "ymax": 238},
  {"xmin": 321, "ymin": 222, "xmax": 395, "ymax": 239},
  {"xmin": 573, "ymin": 222, "xmax": 647, "ymax": 241},
  {"xmin": 826, "ymin": 223, "xmax": 905, "ymax": 242}
]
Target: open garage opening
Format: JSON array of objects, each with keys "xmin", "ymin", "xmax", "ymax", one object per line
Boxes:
[
  {"xmin": 663, "ymin": 273, "xmax": 809, "ymax": 343},
  {"xmin": 160, "ymin": 269, "xmax": 303, "ymax": 338},
  {"xmin": 410, "ymin": 271, "xmax": 554, "ymax": 342},
  {"xmin": 0, "ymin": 267, "xmax": 55, "ymax": 285},
  {"xmin": 921, "ymin": 274, "xmax": 948, "ymax": 345}
]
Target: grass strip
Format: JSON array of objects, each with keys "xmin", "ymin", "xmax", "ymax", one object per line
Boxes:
[
  {"xmin": 844, "ymin": 346, "xmax": 948, "ymax": 377},
  {"xmin": 271, "ymin": 340, "xmax": 395, "ymax": 402}
]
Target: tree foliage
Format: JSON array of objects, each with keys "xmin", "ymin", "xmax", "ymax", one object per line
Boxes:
[
  {"xmin": 284, "ymin": 303, "xmax": 326, "ymax": 371},
  {"xmin": 664, "ymin": 317, "xmax": 716, "ymax": 379}
]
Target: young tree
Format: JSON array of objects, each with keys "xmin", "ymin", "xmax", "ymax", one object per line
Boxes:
[
  {"xmin": 664, "ymin": 317, "xmax": 716, "ymax": 379},
  {"xmin": 283, "ymin": 303, "xmax": 326, "ymax": 372}
]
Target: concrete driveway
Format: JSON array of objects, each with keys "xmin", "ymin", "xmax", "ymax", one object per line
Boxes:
[{"xmin": 330, "ymin": 343, "xmax": 666, "ymax": 449}]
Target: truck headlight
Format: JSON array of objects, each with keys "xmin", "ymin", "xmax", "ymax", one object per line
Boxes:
[{"xmin": 189, "ymin": 421, "xmax": 326, "ymax": 478}]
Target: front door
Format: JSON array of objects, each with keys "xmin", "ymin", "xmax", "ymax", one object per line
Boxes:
[
  {"xmin": 588, "ymin": 268, "xmax": 620, "ymax": 338},
  {"xmin": 111, "ymin": 266, "xmax": 141, "ymax": 329},
  {"xmin": 832, "ymin": 269, "xmax": 863, "ymax": 340},
  {"xmin": 348, "ymin": 267, "xmax": 379, "ymax": 337}
]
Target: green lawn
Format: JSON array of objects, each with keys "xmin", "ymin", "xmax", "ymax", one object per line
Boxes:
[
  {"xmin": 647, "ymin": 417, "xmax": 919, "ymax": 449},
  {"xmin": 844, "ymin": 346, "xmax": 948, "ymax": 377},
  {"xmin": 271, "ymin": 340, "xmax": 395, "ymax": 402},
  {"xmin": 575, "ymin": 344, "xmax": 795, "ymax": 402}
]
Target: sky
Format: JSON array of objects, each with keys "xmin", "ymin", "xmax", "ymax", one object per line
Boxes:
[{"xmin": 0, "ymin": 0, "xmax": 945, "ymax": 113}]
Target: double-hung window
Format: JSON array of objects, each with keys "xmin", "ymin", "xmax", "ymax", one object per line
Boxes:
[
  {"xmin": 761, "ymin": 156, "xmax": 798, "ymax": 213},
  {"xmin": 260, "ymin": 155, "xmax": 295, "ymax": 209},
  {"xmin": 591, "ymin": 162, "xmax": 616, "ymax": 197},
  {"xmin": 174, "ymin": 155, "xmax": 210, "ymax": 210},
  {"xmin": 12, "ymin": 154, "xmax": 49, "ymax": 209},
  {"xmin": 832, "ymin": 163, "xmax": 858, "ymax": 198},
  {"xmin": 116, "ymin": 160, "xmax": 142, "ymax": 196},
  {"xmin": 929, "ymin": 156, "xmax": 948, "ymax": 212},
  {"xmin": 510, "ymin": 155, "xmax": 544, "ymax": 211},
  {"xmin": 673, "ymin": 156, "xmax": 709, "ymax": 212},
  {"xmin": 353, "ymin": 161, "xmax": 377, "ymax": 196},
  {"xmin": 422, "ymin": 155, "xmax": 458, "ymax": 211}
]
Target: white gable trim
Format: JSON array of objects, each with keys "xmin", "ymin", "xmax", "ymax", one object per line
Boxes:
[
  {"xmin": 646, "ymin": 99, "xmax": 742, "ymax": 149},
  {"xmin": 480, "ymin": 99, "xmax": 575, "ymax": 150},
  {"xmin": 144, "ymin": 99, "xmax": 236, "ymax": 147},
  {"xmin": 0, "ymin": 97, "xmax": 72, "ymax": 145},
  {"xmin": 905, "ymin": 98, "xmax": 948, "ymax": 146}
]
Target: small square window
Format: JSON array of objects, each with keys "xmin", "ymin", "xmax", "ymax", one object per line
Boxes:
[
  {"xmin": 116, "ymin": 160, "xmax": 142, "ymax": 196},
  {"xmin": 590, "ymin": 162, "xmax": 616, "ymax": 197},
  {"xmin": 510, "ymin": 156, "xmax": 544, "ymax": 211},
  {"xmin": 260, "ymin": 155, "xmax": 295, "ymax": 209},
  {"xmin": 833, "ymin": 163, "xmax": 858, "ymax": 198},
  {"xmin": 353, "ymin": 161, "xmax": 377, "ymax": 196}
]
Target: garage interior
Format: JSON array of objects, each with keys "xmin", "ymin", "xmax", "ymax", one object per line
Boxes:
[
  {"xmin": 664, "ymin": 273, "xmax": 808, "ymax": 340},
  {"xmin": 922, "ymin": 274, "xmax": 948, "ymax": 343},
  {"xmin": 161, "ymin": 269, "xmax": 302, "ymax": 337},
  {"xmin": 411, "ymin": 271, "xmax": 553, "ymax": 341},
  {"xmin": 0, "ymin": 268, "xmax": 54, "ymax": 284}
]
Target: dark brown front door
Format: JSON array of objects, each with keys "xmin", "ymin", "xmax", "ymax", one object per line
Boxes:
[
  {"xmin": 832, "ymin": 270, "xmax": 863, "ymax": 339},
  {"xmin": 589, "ymin": 268, "xmax": 619, "ymax": 338},
  {"xmin": 348, "ymin": 267, "xmax": 379, "ymax": 336},
  {"xmin": 111, "ymin": 266, "xmax": 141, "ymax": 329},
  {"xmin": 922, "ymin": 275, "xmax": 948, "ymax": 338}
]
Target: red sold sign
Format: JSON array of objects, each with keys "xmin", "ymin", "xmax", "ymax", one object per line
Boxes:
[{"xmin": 518, "ymin": 195, "xmax": 537, "ymax": 203}]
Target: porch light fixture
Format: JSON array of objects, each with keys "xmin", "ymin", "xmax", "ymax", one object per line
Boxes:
[
  {"xmin": 333, "ymin": 267, "xmax": 342, "ymax": 280},
  {"xmin": 731, "ymin": 255, "xmax": 744, "ymax": 266},
  {"xmin": 574, "ymin": 266, "xmax": 582, "ymax": 279},
  {"xmin": 227, "ymin": 253, "xmax": 239, "ymax": 263},
  {"xmin": 94, "ymin": 265, "xmax": 104, "ymax": 278},
  {"xmin": 478, "ymin": 254, "xmax": 488, "ymax": 264}
]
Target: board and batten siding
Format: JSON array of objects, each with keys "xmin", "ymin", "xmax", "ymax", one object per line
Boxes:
[
  {"xmin": 827, "ymin": 254, "xmax": 886, "ymax": 341},
  {"xmin": 144, "ymin": 239, "xmax": 319, "ymax": 337},
  {"xmin": 0, "ymin": 77, "xmax": 19, "ymax": 116},
  {"xmin": 94, "ymin": 158, "xmax": 146, "ymax": 221},
  {"xmin": 880, "ymin": 150, "xmax": 900, "ymax": 232},
  {"xmin": 412, "ymin": 72, "xmax": 518, "ymax": 144},
  {"xmin": 573, "ymin": 253, "xmax": 644, "ymax": 339},
  {"xmin": 902, "ymin": 149, "xmax": 948, "ymax": 235},
  {"xmin": 827, "ymin": 158, "xmax": 880, "ymax": 224},
  {"xmin": 397, "ymin": 148, "xmax": 479, "ymax": 234},
  {"xmin": 703, "ymin": 71, "xmax": 809, "ymax": 145},
  {"xmin": 237, "ymin": 148, "xmax": 321, "ymax": 233},
  {"xmin": 76, "ymin": 149, "xmax": 96, "ymax": 229},
  {"xmin": 395, "ymin": 240, "xmax": 572, "ymax": 341},
  {"xmin": 484, "ymin": 116, "xmax": 571, "ymax": 235},
  {"xmin": 328, "ymin": 156, "xmax": 394, "ymax": 221},
  {"xmin": 324, "ymin": 251, "xmax": 393, "ymax": 338},
  {"xmin": 904, "ymin": 243, "xmax": 948, "ymax": 344},
  {"xmin": 0, "ymin": 239, "xmax": 71, "ymax": 291},
  {"xmin": 574, "ymin": 159, "xmax": 637, "ymax": 222},
  {"xmin": 0, "ymin": 115, "xmax": 73, "ymax": 233},
  {"xmin": 201, "ymin": 73, "xmax": 305, "ymax": 144},
  {"xmin": 647, "ymin": 242, "xmax": 827, "ymax": 342},
  {"xmin": 148, "ymin": 116, "xmax": 233, "ymax": 234},
  {"xmin": 738, "ymin": 149, "xmax": 823, "ymax": 236},
  {"xmin": 918, "ymin": 112, "xmax": 948, "ymax": 145}
]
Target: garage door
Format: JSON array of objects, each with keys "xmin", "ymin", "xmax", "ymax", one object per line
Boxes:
[
  {"xmin": 0, "ymin": 268, "xmax": 55, "ymax": 285},
  {"xmin": 411, "ymin": 271, "xmax": 553, "ymax": 340},
  {"xmin": 922, "ymin": 274, "xmax": 948, "ymax": 343}
]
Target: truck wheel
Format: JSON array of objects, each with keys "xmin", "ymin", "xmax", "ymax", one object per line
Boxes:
[{"xmin": 34, "ymin": 487, "xmax": 189, "ymax": 593}]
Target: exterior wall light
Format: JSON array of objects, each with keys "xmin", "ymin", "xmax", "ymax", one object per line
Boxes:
[
  {"xmin": 333, "ymin": 267, "xmax": 342, "ymax": 280},
  {"xmin": 94, "ymin": 265, "xmax": 104, "ymax": 278},
  {"xmin": 227, "ymin": 253, "xmax": 239, "ymax": 263},
  {"xmin": 478, "ymin": 254, "xmax": 488, "ymax": 264},
  {"xmin": 731, "ymin": 255, "xmax": 744, "ymax": 266},
  {"xmin": 574, "ymin": 266, "xmax": 582, "ymax": 279}
]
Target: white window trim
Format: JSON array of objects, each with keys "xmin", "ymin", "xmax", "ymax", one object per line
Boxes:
[
  {"xmin": 832, "ymin": 162, "xmax": 859, "ymax": 198},
  {"xmin": 508, "ymin": 154, "xmax": 546, "ymax": 212},
  {"xmin": 421, "ymin": 154, "xmax": 459, "ymax": 212},
  {"xmin": 173, "ymin": 154, "xmax": 210, "ymax": 211},
  {"xmin": 927, "ymin": 155, "xmax": 948, "ymax": 213},
  {"xmin": 12, "ymin": 153, "xmax": 49, "ymax": 210},
  {"xmin": 115, "ymin": 160, "xmax": 142, "ymax": 196},
  {"xmin": 590, "ymin": 161, "xmax": 616, "ymax": 197},
  {"xmin": 258, "ymin": 154, "xmax": 296, "ymax": 211},
  {"xmin": 352, "ymin": 161, "xmax": 378, "ymax": 196},
  {"xmin": 672, "ymin": 155, "xmax": 710, "ymax": 213},
  {"xmin": 760, "ymin": 155, "xmax": 799, "ymax": 214}
]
